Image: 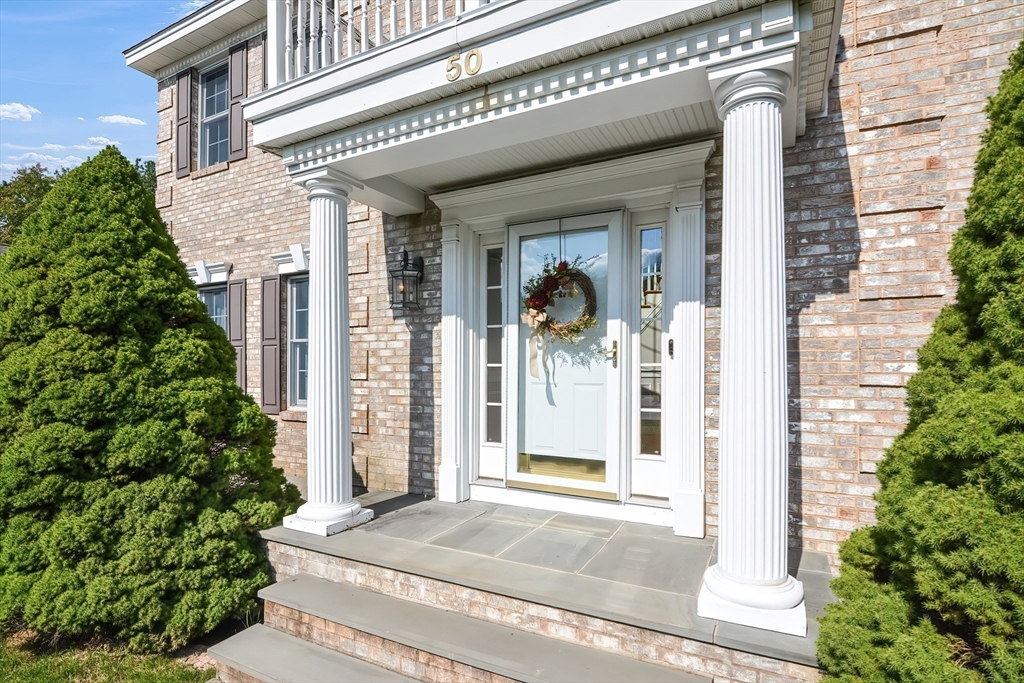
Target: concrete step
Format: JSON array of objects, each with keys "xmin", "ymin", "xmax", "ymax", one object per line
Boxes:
[
  {"xmin": 208, "ymin": 623, "xmax": 416, "ymax": 683},
  {"xmin": 260, "ymin": 573, "xmax": 711, "ymax": 683}
]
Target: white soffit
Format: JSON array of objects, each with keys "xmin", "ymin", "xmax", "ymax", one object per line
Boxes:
[
  {"xmin": 394, "ymin": 102, "xmax": 722, "ymax": 194},
  {"xmin": 124, "ymin": 0, "xmax": 265, "ymax": 77}
]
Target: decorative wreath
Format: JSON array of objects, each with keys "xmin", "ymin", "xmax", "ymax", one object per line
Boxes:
[{"xmin": 520, "ymin": 255, "xmax": 598, "ymax": 344}]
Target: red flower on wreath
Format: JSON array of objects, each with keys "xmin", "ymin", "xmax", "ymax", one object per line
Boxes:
[
  {"xmin": 542, "ymin": 274, "xmax": 560, "ymax": 292},
  {"xmin": 527, "ymin": 294, "xmax": 550, "ymax": 310},
  {"xmin": 557, "ymin": 260, "xmax": 569, "ymax": 271}
]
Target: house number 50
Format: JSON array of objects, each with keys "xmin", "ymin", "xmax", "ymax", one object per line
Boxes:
[{"xmin": 445, "ymin": 49, "xmax": 483, "ymax": 81}]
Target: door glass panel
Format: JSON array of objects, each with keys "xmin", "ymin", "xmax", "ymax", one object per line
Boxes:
[
  {"xmin": 483, "ymin": 247, "xmax": 503, "ymax": 444},
  {"xmin": 639, "ymin": 227, "xmax": 663, "ymax": 457},
  {"xmin": 517, "ymin": 227, "xmax": 609, "ymax": 482}
]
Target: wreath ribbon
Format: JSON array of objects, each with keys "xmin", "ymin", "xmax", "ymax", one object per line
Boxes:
[{"xmin": 521, "ymin": 309, "xmax": 548, "ymax": 379}]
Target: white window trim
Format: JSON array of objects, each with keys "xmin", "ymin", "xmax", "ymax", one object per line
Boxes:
[
  {"xmin": 199, "ymin": 61, "xmax": 229, "ymax": 169},
  {"xmin": 287, "ymin": 275, "xmax": 309, "ymax": 409},
  {"xmin": 187, "ymin": 260, "xmax": 232, "ymax": 285}
]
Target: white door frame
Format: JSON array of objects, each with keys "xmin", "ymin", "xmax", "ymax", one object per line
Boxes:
[{"xmin": 434, "ymin": 142, "xmax": 713, "ymax": 536}]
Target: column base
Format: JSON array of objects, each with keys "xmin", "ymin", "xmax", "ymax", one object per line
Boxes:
[
  {"xmin": 670, "ymin": 488, "xmax": 705, "ymax": 538},
  {"xmin": 438, "ymin": 462, "xmax": 467, "ymax": 503},
  {"xmin": 283, "ymin": 505, "xmax": 374, "ymax": 536},
  {"xmin": 698, "ymin": 565, "xmax": 807, "ymax": 637}
]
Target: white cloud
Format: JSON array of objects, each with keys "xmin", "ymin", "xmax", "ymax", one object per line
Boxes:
[
  {"xmin": 0, "ymin": 102, "xmax": 41, "ymax": 121},
  {"xmin": 169, "ymin": 0, "xmax": 213, "ymax": 18},
  {"xmin": 77, "ymin": 116, "xmax": 85, "ymax": 121},
  {"xmin": 97, "ymin": 114, "xmax": 146, "ymax": 126},
  {"xmin": 2, "ymin": 137, "xmax": 118, "ymax": 153},
  {"xmin": 7, "ymin": 152, "xmax": 86, "ymax": 167},
  {"xmin": 87, "ymin": 136, "xmax": 119, "ymax": 146}
]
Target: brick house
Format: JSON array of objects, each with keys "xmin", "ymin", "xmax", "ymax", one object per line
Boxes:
[{"xmin": 124, "ymin": 1, "xmax": 1021, "ymax": 679}]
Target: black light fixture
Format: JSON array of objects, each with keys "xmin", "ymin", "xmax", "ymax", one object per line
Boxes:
[{"xmin": 389, "ymin": 249, "xmax": 424, "ymax": 310}]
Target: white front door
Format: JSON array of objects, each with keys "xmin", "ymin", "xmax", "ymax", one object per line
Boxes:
[{"xmin": 506, "ymin": 212, "xmax": 624, "ymax": 499}]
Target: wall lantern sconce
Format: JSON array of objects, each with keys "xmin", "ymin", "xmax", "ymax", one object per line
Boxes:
[{"xmin": 389, "ymin": 250, "xmax": 424, "ymax": 310}]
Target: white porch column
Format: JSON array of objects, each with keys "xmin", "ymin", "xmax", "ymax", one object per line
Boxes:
[
  {"xmin": 284, "ymin": 168, "xmax": 373, "ymax": 536},
  {"xmin": 697, "ymin": 64, "xmax": 806, "ymax": 636},
  {"xmin": 438, "ymin": 221, "xmax": 468, "ymax": 502}
]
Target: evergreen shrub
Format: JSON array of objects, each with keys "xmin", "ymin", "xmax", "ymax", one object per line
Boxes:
[
  {"xmin": 0, "ymin": 148, "xmax": 299, "ymax": 651},
  {"xmin": 817, "ymin": 41, "xmax": 1024, "ymax": 682}
]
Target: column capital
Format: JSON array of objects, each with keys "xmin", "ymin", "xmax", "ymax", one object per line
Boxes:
[
  {"xmin": 292, "ymin": 167, "xmax": 363, "ymax": 200},
  {"xmin": 707, "ymin": 49, "xmax": 795, "ymax": 121},
  {"xmin": 440, "ymin": 221, "xmax": 462, "ymax": 243}
]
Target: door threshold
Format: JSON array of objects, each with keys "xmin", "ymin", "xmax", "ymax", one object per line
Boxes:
[
  {"xmin": 470, "ymin": 483, "xmax": 674, "ymax": 527},
  {"xmin": 626, "ymin": 494, "xmax": 671, "ymax": 508}
]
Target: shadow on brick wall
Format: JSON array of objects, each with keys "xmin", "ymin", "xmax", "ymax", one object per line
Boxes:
[{"xmin": 783, "ymin": 36, "xmax": 858, "ymax": 572}]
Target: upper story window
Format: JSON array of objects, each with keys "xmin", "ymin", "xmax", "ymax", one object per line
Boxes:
[
  {"xmin": 198, "ymin": 285, "xmax": 228, "ymax": 334},
  {"xmin": 200, "ymin": 63, "xmax": 230, "ymax": 167}
]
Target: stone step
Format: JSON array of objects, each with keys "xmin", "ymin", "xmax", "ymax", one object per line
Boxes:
[
  {"xmin": 208, "ymin": 623, "xmax": 416, "ymax": 683},
  {"xmin": 260, "ymin": 573, "xmax": 711, "ymax": 683}
]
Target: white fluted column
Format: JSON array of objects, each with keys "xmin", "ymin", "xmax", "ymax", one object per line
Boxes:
[
  {"xmin": 284, "ymin": 169, "xmax": 373, "ymax": 536},
  {"xmin": 697, "ymin": 65, "xmax": 806, "ymax": 636}
]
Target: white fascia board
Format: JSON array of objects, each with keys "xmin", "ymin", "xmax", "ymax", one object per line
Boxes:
[
  {"xmin": 431, "ymin": 141, "xmax": 716, "ymax": 230},
  {"xmin": 244, "ymin": 0, "xmax": 729, "ymax": 148},
  {"xmin": 124, "ymin": 0, "xmax": 263, "ymax": 77}
]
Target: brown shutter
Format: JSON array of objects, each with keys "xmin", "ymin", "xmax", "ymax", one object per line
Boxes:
[
  {"xmin": 174, "ymin": 70, "xmax": 192, "ymax": 178},
  {"xmin": 228, "ymin": 279, "xmax": 246, "ymax": 390},
  {"xmin": 228, "ymin": 43, "xmax": 247, "ymax": 162},
  {"xmin": 260, "ymin": 276, "xmax": 281, "ymax": 414}
]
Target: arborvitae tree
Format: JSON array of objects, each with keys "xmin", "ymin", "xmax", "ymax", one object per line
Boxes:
[
  {"xmin": 817, "ymin": 41, "xmax": 1024, "ymax": 682},
  {"xmin": 0, "ymin": 148, "xmax": 299, "ymax": 651}
]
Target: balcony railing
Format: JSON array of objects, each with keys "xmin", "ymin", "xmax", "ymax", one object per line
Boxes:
[{"xmin": 268, "ymin": 0, "xmax": 494, "ymax": 86}]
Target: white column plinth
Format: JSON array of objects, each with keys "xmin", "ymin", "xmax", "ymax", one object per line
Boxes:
[
  {"xmin": 284, "ymin": 169, "xmax": 372, "ymax": 536},
  {"xmin": 698, "ymin": 66, "xmax": 806, "ymax": 636}
]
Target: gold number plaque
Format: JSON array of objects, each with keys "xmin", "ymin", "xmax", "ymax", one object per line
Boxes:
[{"xmin": 445, "ymin": 49, "xmax": 484, "ymax": 81}]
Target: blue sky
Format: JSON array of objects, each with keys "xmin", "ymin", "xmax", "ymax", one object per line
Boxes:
[{"xmin": 0, "ymin": 0, "xmax": 212, "ymax": 181}]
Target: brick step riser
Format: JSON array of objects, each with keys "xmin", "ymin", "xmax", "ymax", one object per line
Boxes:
[
  {"xmin": 265, "ymin": 540, "xmax": 821, "ymax": 683},
  {"xmin": 264, "ymin": 600, "xmax": 516, "ymax": 683},
  {"xmin": 213, "ymin": 663, "xmax": 264, "ymax": 683}
]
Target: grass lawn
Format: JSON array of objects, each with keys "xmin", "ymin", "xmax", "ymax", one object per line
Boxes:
[{"xmin": 1, "ymin": 632, "xmax": 214, "ymax": 683}]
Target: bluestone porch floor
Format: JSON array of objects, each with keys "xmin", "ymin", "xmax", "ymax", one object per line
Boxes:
[{"xmin": 261, "ymin": 491, "xmax": 835, "ymax": 668}]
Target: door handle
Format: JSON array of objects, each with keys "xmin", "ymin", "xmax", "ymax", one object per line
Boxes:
[{"xmin": 599, "ymin": 340, "xmax": 618, "ymax": 368}]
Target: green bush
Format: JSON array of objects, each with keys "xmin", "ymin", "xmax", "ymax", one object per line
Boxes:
[
  {"xmin": 0, "ymin": 148, "xmax": 299, "ymax": 651},
  {"xmin": 817, "ymin": 41, "xmax": 1024, "ymax": 682}
]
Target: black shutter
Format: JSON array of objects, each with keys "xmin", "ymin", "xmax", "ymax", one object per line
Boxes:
[
  {"xmin": 260, "ymin": 276, "xmax": 281, "ymax": 414},
  {"xmin": 228, "ymin": 279, "xmax": 246, "ymax": 390},
  {"xmin": 228, "ymin": 43, "xmax": 247, "ymax": 162},
  {"xmin": 174, "ymin": 70, "xmax": 192, "ymax": 178}
]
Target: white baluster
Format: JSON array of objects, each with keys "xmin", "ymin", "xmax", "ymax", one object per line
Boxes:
[
  {"xmin": 309, "ymin": 0, "xmax": 319, "ymax": 71},
  {"xmin": 374, "ymin": 0, "xmax": 382, "ymax": 48},
  {"xmin": 297, "ymin": 0, "xmax": 307, "ymax": 74},
  {"xmin": 334, "ymin": 0, "xmax": 342, "ymax": 62},
  {"xmin": 389, "ymin": 0, "xmax": 396, "ymax": 42},
  {"xmin": 322, "ymin": 1, "xmax": 333, "ymax": 66},
  {"xmin": 285, "ymin": 0, "xmax": 295, "ymax": 81},
  {"xmin": 403, "ymin": 0, "xmax": 411, "ymax": 36},
  {"xmin": 360, "ymin": 2, "xmax": 368, "ymax": 52},
  {"xmin": 347, "ymin": 0, "xmax": 355, "ymax": 57},
  {"xmin": 438, "ymin": 0, "xmax": 445, "ymax": 22},
  {"xmin": 420, "ymin": 0, "xmax": 428, "ymax": 28},
  {"xmin": 455, "ymin": 0, "xmax": 462, "ymax": 16}
]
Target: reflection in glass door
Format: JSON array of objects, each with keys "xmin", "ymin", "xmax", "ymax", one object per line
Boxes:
[{"xmin": 506, "ymin": 212, "xmax": 623, "ymax": 500}]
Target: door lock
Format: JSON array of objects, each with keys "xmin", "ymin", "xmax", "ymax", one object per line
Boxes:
[
  {"xmin": 599, "ymin": 340, "xmax": 618, "ymax": 368},
  {"xmin": 669, "ymin": 339, "xmax": 674, "ymax": 359}
]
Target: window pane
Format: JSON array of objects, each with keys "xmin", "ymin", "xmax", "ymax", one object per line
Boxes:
[
  {"xmin": 486, "ymin": 405, "xmax": 502, "ymax": 443},
  {"xmin": 640, "ymin": 413, "xmax": 661, "ymax": 456},
  {"xmin": 487, "ymin": 248, "xmax": 502, "ymax": 287},
  {"xmin": 202, "ymin": 65, "xmax": 229, "ymax": 116},
  {"xmin": 291, "ymin": 278, "xmax": 309, "ymax": 341},
  {"xmin": 487, "ymin": 289, "xmax": 502, "ymax": 325},
  {"xmin": 205, "ymin": 118, "xmax": 229, "ymax": 166},
  {"xmin": 486, "ymin": 366, "xmax": 501, "ymax": 404},
  {"xmin": 199, "ymin": 286, "xmax": 228, "ymax": 334},
  {"xmin": 641, "ymin": 367, "xmax": 661, "ymax": 410},
  {"xmin": 486, "ymin": 327, "xmax": 502, "ymax": 365},
  {"xmin": 291, "ymin": 341, "xmax": 308, "ymax": 403}
]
